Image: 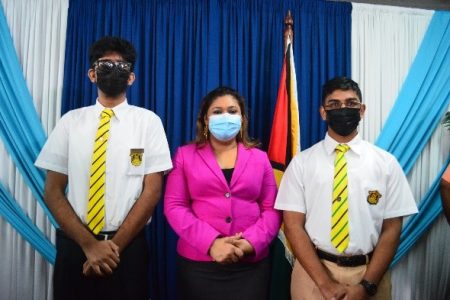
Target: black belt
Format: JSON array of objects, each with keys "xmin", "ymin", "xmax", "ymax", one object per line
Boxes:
[
  {"xmin": 316, "ymin": 248, "xmax": 372, "ymax": 267},
  {"xmin": 56, "ymin": 229, "xmax": 117, "ymax": 241},
  {"xmin": 94, "ymin": 231, "xmax": 117, "ymax": 240}
]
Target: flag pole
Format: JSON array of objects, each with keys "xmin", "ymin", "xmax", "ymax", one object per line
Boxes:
[
  {"xmin": 284, "ymin": 10, "xmax": 293, "ymax": 53},
  {"xmin": 269, "ymin": 10, "xmax": 299, "ymax": 300}
]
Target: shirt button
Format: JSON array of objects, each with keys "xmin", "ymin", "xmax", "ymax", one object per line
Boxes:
[
  {"xmin": 225, "ymin": 192, "xmax": 230, "ymax": 198},
  {"xmin": 225, "ymin": 217, "xmax": 232, "ymax": 223}
]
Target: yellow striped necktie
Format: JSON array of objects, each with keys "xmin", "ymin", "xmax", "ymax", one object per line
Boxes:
[
  {"xmin": 331, "ymin": 144, "xmax": 350, "ymax": 253},
  {"xmin": 87, "ymin": 108, "xmax": 114, "ymax": 234}
]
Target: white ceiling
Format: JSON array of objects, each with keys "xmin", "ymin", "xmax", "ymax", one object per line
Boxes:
[{"xmin": 329, "ymin": 0, "xmax": 450, "ymax": 11}]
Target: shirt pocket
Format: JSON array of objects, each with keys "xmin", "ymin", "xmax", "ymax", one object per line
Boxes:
[
  {"xmin": 360, "ymin": 180, "xmax": 386, "ymax": 221},
  {"xmin": 127, "ymin": 148, "xmax": 145, "ymax": 176}
]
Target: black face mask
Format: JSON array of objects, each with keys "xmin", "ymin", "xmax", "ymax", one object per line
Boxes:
[
  {"xmin": 96, "ymin": 67, "xmax": 130, "ymax": 97},
  {"xmin": 325, "ymin": 108, "xmax": 361, "ymax": 136}
]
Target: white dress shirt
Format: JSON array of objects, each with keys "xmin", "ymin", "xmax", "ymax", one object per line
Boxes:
[
  {"xmin": 35, "ymin": 100, "xmax": 172, "ymax": 230},
  {"xmin": 275, "ymin": 133, "xmax": 418, "ymax": 255}
]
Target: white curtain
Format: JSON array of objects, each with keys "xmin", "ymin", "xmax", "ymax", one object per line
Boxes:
[
  {"xmin": 352, "ymin": 3, "xmax": 450, "ymax": 300},
  {"xmin": 0, "ymin": 0, "xmax": 68, "ymax": 299}
]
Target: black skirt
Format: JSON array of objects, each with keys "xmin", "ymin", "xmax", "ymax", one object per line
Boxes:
[{"xmin": 176, "ymin": 255, "xmax": 270, "ymax": 300}]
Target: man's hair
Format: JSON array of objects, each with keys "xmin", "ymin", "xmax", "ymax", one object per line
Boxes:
[
  {"xmin": 322, "ymin": 76, "xmax": 362, "ymax": 105},
  {"xmin": 89, "ymin": 36, "xmax": 137, "ymax": 70}
]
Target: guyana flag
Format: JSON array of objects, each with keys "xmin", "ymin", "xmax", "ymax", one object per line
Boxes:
[{"xmin": 268, "ymin": 38, "xmax": 300, "ymax": 300}]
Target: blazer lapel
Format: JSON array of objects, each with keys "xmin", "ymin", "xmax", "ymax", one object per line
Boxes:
[
  {"xmin": 230, "ymin": 143, "xmax": 251, "ymax": 188},
  {"xmin": 196, "ymin": 143, "xmax": 229, "ymax": 189}
]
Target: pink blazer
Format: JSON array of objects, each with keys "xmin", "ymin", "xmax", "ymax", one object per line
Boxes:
[{"xmin": 164, "ymin": 142, "xmax": 281, "ymax": 262}]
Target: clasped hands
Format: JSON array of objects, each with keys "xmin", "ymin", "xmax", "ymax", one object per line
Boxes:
[
  {"xmin": 82, "ymin": 239, "xmax": 120, "ymax": 277},
  {"xmin": 209, "ymin": 232, "xmax": 254, "ymax": 264},
  {"xmin": 320, "ymin": 279, "xmax": 368, "ymax": 300}
]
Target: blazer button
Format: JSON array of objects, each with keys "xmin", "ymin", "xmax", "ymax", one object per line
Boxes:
[
  {"xmin": 225, "ymin": 217, "xmax": 232, "ymax": 223},
  {"xmin": 225, "ymin": 192, "xmax": 230, "ymax": 198}
]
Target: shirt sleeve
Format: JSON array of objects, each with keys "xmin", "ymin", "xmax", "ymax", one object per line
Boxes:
[
  {"xmin": 164, "ymin": 147, "xmax": 221, "ymax": 255},
  {"xmin": 242, "ymin": 152, "xmax": 281, "ymax": 257},
  {"xmin": 144, "ymin": 116, "xmax": 172, "ymax": 174},
  {"xmin": 34, "ymin": 113, "xmax": 70, "ymax": 174},
  {"xmin": 274, "ymin": 155, "xmax": 306, "ymax": 213},
  {"xmin": 383, "ymin": 156, "xmax": 418, "ymax": 219}
]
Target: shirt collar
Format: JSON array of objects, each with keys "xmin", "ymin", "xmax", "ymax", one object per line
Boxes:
[
  {"xmin": 324, "ymin": 132, "xmax": 363, "ymax": 156},
  {"xmin": 94, "ymin": 99, "xmax": 129, "ymax": 121}
]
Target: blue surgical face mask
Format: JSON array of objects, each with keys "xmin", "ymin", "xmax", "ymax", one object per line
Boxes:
[{"xmin": 208, "ymin": 113, "xmax": 242, "ymax": 142}]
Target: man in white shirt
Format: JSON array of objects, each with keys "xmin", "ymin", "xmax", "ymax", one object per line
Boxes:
[
  {"xmin": 275, "ymin": 77, "xmax": 417, "ymax": 300},
  {"xmin": 35, "ymin": 36, "xmax": 172, "ymax": 300}
]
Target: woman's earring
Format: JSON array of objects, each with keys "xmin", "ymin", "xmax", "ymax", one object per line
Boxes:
[
  {"xmin": 204, "ymin": 125, "xmax": 208, "ymax": 139},
  {"xmin": 240, "ymin": 128, "xmax": 243, "ymax": 139}
]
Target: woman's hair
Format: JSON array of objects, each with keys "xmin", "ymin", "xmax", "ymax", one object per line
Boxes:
[{"xmin": 194, "ymin": 86, "xmax": 259, "ymax": 148}]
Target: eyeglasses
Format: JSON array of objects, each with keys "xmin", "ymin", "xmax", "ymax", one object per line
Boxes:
[
  {"xmin": 93, "ymin": 59, "xmax": 132, "ymax": 72},
  {"xmin": 323, "ymin": 100, "xmax": 361, "ymax": 110}
]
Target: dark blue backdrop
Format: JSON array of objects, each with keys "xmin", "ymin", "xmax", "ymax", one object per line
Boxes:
[{"xmin": 62, "ymin": 0, "xmax": 351, "ymax": 299}]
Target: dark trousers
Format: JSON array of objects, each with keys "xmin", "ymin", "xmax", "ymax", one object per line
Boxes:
[
  {"xmin": 54, "ymin": 230, "xmax": 149, "ymax": 300},
  {"xmin": 177, "ymin": 255, "xmax": 270, "ymax": 300}
]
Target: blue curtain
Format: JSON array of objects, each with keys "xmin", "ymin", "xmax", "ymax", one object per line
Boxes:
[
  {"xmin": 0, "ymin": 4, "xmax": 56, "ymax": 262},
  {"xmin": 0, "ymin": 182, "xmax": 56, "ymax": 263},
  {"xmin": 375, "ymin": 11, "xmax": 450, "ymax": 266},
  {"xmin": 62, "ymin": 0, "xmax": 351, "ymax": 299},
  {"xmin": 391, "ymin": 157, "xmax": 450, "ymax": 266},
  {"xmin": 0, "ymin": 4, "xmax": 56, "ymax": 226},
  {"xmin": 376, "ymin": 12, "xmax": 450, "ymax": 175}
]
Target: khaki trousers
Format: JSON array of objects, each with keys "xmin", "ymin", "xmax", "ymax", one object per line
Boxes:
[{"xmin": 291, "ymin": 259, "xmax": 391, "ymax": 300}]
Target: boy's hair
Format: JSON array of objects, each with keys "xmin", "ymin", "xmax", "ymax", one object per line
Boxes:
[
  {"xmin": 322, "ymin": 76, "xmax": 362, "ymax": 104},
  {"xmin": 89, "ymin": 36, "xmax": 137, "ymax": 71}
]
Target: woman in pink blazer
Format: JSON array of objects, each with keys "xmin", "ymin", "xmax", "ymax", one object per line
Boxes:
[{"xmin": 164, "ymin": 87, "xmax": 281, "ymax": 300}]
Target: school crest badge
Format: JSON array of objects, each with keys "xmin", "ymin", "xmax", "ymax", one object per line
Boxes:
[
  {"xmin": 367, "ymin": 190, "xmax": 382, "ymax": 205},
  {"xmin": 130, "ymin": 148, "xmax": 144, "ymax": 166}
]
